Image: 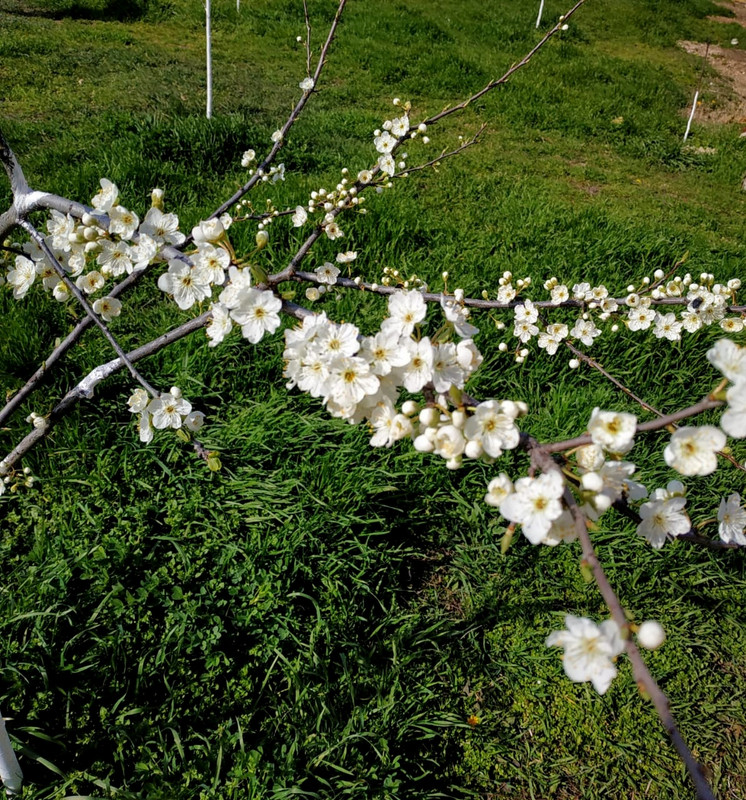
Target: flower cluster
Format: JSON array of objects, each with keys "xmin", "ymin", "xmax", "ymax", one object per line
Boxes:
[
  {"xmin": 2, "ymin": 180, "xmax": 200, "ymax": 317},
  {"xmin": 127, "ymin": 387, "xmax": 204, "ymax": 443},
  {"xmin": 487, "ymin": 269, "xmax": 744, "ymax": 364},
  {"xmin": 282, "ymin": 288, "xmax": 525, "ymax": 468}
]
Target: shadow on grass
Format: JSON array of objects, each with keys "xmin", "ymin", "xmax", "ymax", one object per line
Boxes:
[{"xmin": 0, "ymin": 0, "xmax": 161, "ymax": 21}]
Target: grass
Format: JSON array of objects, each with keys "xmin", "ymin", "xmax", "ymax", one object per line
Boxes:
[{"xmin": 0, "ymin": 0, "xmax": 745, "ymax": 797}]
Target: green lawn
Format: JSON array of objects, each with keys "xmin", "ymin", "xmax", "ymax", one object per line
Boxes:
[{"xmin": 0, "ymin": 0, "xmax": 745, "ymax": 797}]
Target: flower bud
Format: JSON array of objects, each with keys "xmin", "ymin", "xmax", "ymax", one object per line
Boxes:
[
  {"xmin": 581, "ymin": 471, "xmax": 604, "ymax": 493},
  {"xmin": 401, "ymin": 400, "xmax": 419, "ymax": 416},
  {"xmin": 419, "ymin": 407, "xmax": 439, "ymax": 427},
  {"xmin": 255, "ymin": 229, "xmax": 269, "ymax": 249},
  {"xmin": 637, "ymin": 620, "xmax": 665, "ymax": 650},
  {"xmin": 413, "ymin": 434, "xmax": 434, "ymax": 453},
  {"xmin": 464, "ymin": 439, "xmax": 483, "ymax": 459},
  {"xmin": 451, "ymin": 410, "xmax": 466, "ymax": 429}
]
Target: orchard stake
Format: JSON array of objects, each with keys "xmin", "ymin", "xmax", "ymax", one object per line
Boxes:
[
  {"xmin": 536, "ymin": 0, "xmax": 545, "ymax": 28},
  {"xmin": 205, "ymin": 0, "xmax": 213, "ymax": 119},
  {"xmin": 683, "ymin": 42, "xmax": 709, "ymax": 142}
]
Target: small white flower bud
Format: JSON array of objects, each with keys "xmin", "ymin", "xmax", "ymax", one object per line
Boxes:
[
  {"xmin": 654, "ymin": 269, "xmax": 665, "ymax": 280},
  {"xmin": 464, "ymin": 440, "xmax": 483, "ymax": 459},
  {"xmin": 581, "ymin": 472, "xmax": 604, "ymax": 493},
  {"xmin": 451, "ymin": 410, "xmax": 466, "ymax": 429},
  {"xmin": 401, "ymin": 400, "xmax": 419, "ymax": 416},
  {"xmin": 569, "ymin": 358, "xmax": 580, "ymax": 369},
  {"xmin": 419, "ymin": 408, "xmax": 439, "ymax": 427},
  {"xmin": 413, "ymin": 434, "xmax": 434, "ymax": 453},
  {"xmin": 593, "ymin": 493, "xmax": 613, "ymax": 513},
  {"xmin": 637, "ymin": 620, "xmax": 665, "ymax": 650},
  {"xmin": 445, "ymin": 456, "xmax": 462, "ymax": 470},
  {"xmin": 255, "ymin": 230, "xmax": 269, "ymax": 249}
]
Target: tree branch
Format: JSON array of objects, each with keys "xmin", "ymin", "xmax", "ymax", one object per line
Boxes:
[
  {"xmin": 203, "ymin": 0, "xmax": 348, "ymax": 226},
  {"xmin": 0, "ymin": 267, "xmax": 150, "ymax": 429},
  {"xmin": 528, "ymin": 441, "xmax": 717, "ymax": 800},
  {"xmin": 423, "ymin": 0, "xmax": 588, "ymax": 127},
  {"xmin": 20, "ymin": 220, "xmax": 159, "ymax": 397}
]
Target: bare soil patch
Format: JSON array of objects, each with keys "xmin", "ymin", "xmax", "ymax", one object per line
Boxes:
[{"xmin": 678, "ymin": 1, "xmax": 746, "ymax": 124}]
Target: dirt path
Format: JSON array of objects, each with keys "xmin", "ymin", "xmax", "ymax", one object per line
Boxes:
[{"xmin": 678, "ymin": 0, "xmax": 746, "ymax": 124}]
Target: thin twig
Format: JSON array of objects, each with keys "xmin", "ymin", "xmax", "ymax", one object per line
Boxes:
[
  {"xmin": 563, "ymin": 342, "xmax": 745, "ymax": 472},
  {"xmin": 565, "ymin": 341, "xmax": 663, "ymax": 417},
  {"xmin": 424, "ymin": 0, "xmax": 588, "ymax": 127},
  {"xmin": 203, "ymin": 0, "xmax": 348, "ymax": 226},
  {"xmin": 281, "ymin": 269, "xmax": 745, "ymax": 314},
  {"xmin": 0, "ymin": 297, "xmax": 310, "ymax": 474},
  {"xmin": 390, "ymin": 124, "xmax": 487, "ymax": 179},
  {"xmin": 303, "ymin": 0, "xmax": 312, "ymax": 76},
  {"xmin": 612, "ymin": 496, "xmax": 742, "ymax": 550}
]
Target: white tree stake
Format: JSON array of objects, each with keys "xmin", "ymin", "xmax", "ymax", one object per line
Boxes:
[
  {"xmin": 684, "ymin": 43, "xmax": 709, "ymax": 143},
  {"xmin": 206, "ymin": 0, "xmax": 213, "ymax": 119},
  {"xmin": 683, "ymin": 89, "xmax": 698, "ymax": 142},
  {"xmin": 536, "ymin": 0, "xmax": 545, "ymax": 28},
  {"xmin": 0, "ymin": 713, "xmax": 22, "ymax": 796}
]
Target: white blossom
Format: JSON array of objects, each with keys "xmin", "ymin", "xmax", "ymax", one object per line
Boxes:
[
  {"xmin": 157, "ymin": 260, "xmax": 212, "ymax": 310},
  {"xmin": 653, "ymin": 312, "xmax": 682, "ymax": 341},
  {"xmin": 148, "ymin": 389, "xmax": 192, "ymax": 430},
  {"xmin": 637, "ymin": 495, "xmax": 690, "ymax": 548},
  {"xmin": 484, "ymin": 473, "xmax": 513, "ymax": 507},
  {"xmin": 707, "ymin": 339, "xmax": 746, "ymax": 385},
  {"xmin": 139, "ymin": 207, "xmax": 185, "ymax": 246},
  {"xmin": 546, "ymin": 615, "xmax": 624, "ymax": 695},
  {"xmin": 292, "ymin": 206, "xmax": 308, "ymax": 227},
  {"xmin": 206, "ymin": 302, "xmax": 233, "ymax": 347},
  {"xmin": 588, "ymin": 408, "xmax": 636, "ymax": 454},
  {"xmin": 191, "ymin": 218, "xmax": 225, "ymax": 244},
  {"xmin": 91, "ymin": 178, "xmax": 118, "ymax": 213},
  {"xmin": 97, "ymin": 240, "xmax": 133, "ymax": 277},
  {"xmin": 499, "ymin": 470, "xmax": 565, "ymax": 544},
  {"xmin": 314, "ymin": 262, "xmax": 340, "ymax": 285},
  {"xmin": 92, "ymin": 296, "xmax": 122, "ymax": 321},
  {"xmin": 108, "ymin": 206, "xmax": 139, "ymax": 240},
  {"xmin": 383, "ymin": 289, "xmax": 427, "ymax": 337},
  {"xmin": 193, "ymin": 244, "xmax": 230, "ymax": 286},
  {"xmin": 721, "ymin": 383, "xmax": 746, "ymax": 438},
  {"xmin": 464, "ymin": 400, "xmax": 521, "ymax": 458},
  {"xmin": 663, "ymin": 425, "xmax": 725, "ymax": 476},
  {"xmin": 7, "ymin": 256, "xmax": 37, "ymax": 299},
  {"xmin": 717, "ymin": 493, "xmax": 746, "ymax": 545},
  {"xmin": 230, "ymin": 288, "xmax": 283, "ymax": 344}
]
